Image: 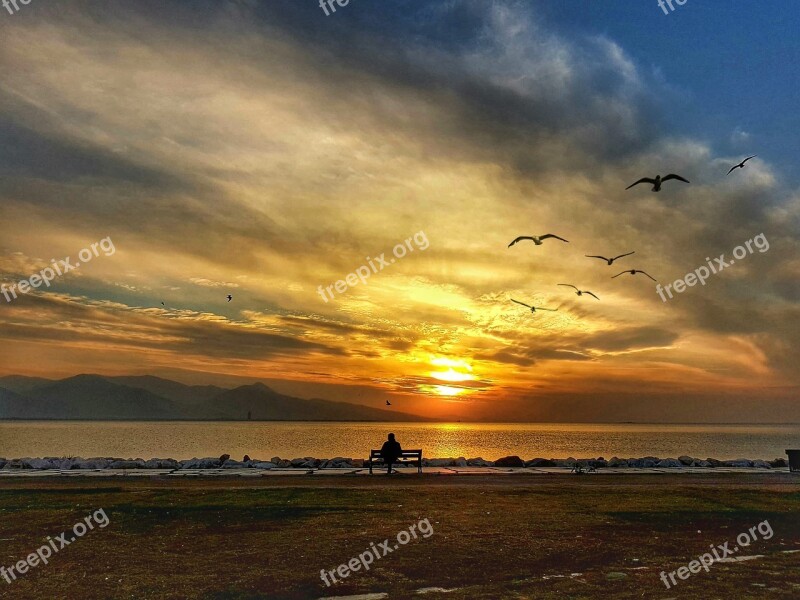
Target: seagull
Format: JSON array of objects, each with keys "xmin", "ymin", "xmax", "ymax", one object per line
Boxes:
[
  {"xmin": 160, "ymin": 302, "xmax": 165, "ymax": 306},
  {"xmin": 626, "ymin": 174, "xmax": 689, "ymax": 192},
  {"xmin": 558, "ymin": 284, "xmax": 599, "ymax": 300},
  {"xmin": 511, "ymin": 299, "xmax": 559, "ymax": 314},
  {"xmin": 226, "ymin": 295, "xmax": 233, "ymax": 302},
  {"xmin": 386, "ymin": 400, "xmax": 392, "ymax": 406},
  {"xmin": 585, "ymin": 251, "xmax": 635, "ymax": 265},
  {"xmin": 508, "ymin": 234, "xmax": 569, "ymax": 247},
  {"xmin": 612, "ymin": 269, "xmax": 657, "ymax": 282},
  {"xmin": 727, "ymin": 155, "xmax": 756, "ymax": 175}
]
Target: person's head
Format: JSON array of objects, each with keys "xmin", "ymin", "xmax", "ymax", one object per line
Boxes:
[{"xmin": 388, "ymin": 433, "xmax": 395, "ymax": 441}]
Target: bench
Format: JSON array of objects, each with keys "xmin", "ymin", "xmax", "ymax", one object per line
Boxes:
[
  {"xmin": 368, "ymin": 449, "xmax": 423, "ymax": 474},
  {"xmin": 787, "ymin": 449, "xmax": 800, "ymax": 472}
]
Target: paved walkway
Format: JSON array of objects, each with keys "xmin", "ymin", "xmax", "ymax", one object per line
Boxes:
[{"xmin": 0, "ymin": 466, "xmax": 791, "ymax": 478}]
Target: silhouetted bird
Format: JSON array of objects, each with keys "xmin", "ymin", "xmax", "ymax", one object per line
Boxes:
[
  {"xmin": 160, "ymin": 301, "xmax": 165, "ymax": 306},
  {"xmin": 511, "ymin": 299, "xmax": 558, "ymax": 314},
  {"xmin": 585, "ymin": 251, "xmax": 635, "ymax": 265},
  {"xmin": 386, "ymin": 400, "xmax": 391, "ymax": 406},
  {"xmin": 508, "ymin": 234, "xmax": 569, "ymax": 247},
  {"xmin": 558, "ymin": 284, "xmax": 599, "ymax": 300},
  {"xmin": 226, "ymin": 295, "xmax": 232, "ymax": 302},
  {"xmin": 626, "ymin": 174, "xmax": 689, "ymax": 192},
  {"xmin": 612, "ymin": 269, "xmax": 657, "ymax": 282},
  {"xmin": 727, "ymin": 155, "xmax": 756, "ymax": 175}
]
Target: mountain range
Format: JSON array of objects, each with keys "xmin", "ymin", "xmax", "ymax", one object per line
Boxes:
[{"xmin": 0, "ymin": 374, "xmax": 425, "ymax": 421}]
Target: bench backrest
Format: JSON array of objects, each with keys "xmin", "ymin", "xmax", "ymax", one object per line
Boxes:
[{"xmin": 370, "ymin": 449, "xmax": 422, "ymax": 458}]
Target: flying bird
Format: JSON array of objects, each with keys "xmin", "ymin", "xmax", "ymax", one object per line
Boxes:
[
  {"xmin": 626, "ymin": 174, "xmax": 689, "ymax": 192},
  {"xmin": 508, "ymin": 234, "xmax": 569, "ymax": 247},
  {"xmin": 727, "ymin": 155, "xmax": 756, "ymax": 175},
  {"xmin": 585, "ymin": 251, "xmax": 635, "ymax": 265},
  {"xmin": 226, "ymin": 295, "xmax": 233, "ymax": 302},
  {"xmin": 160, "ymin": 301, "xmax": 165, "ymax": 306},
  {"xmin": 558, "ymin": 284, "xmax": 599, "ymax": 300},
  {"xmin": 386, "ymin": 400, "xmax": 392, "ymax": 406},
  {"xmin": 612, "ymin": 269, "xmax": 657, "ymax": 282},
  {"xmin": 511, "ymin": 299, "xmax": 559, "ymax": 314}
]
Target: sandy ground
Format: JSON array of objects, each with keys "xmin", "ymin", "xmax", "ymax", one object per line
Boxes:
[{"xmin": 0, "ymin": 472, "xmax": 798, "ymax": 599}]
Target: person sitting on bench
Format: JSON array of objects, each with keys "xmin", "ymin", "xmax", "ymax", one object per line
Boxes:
[{"xmin": 380, "ymin": 433, "xmax": 402, "ymax": 475}]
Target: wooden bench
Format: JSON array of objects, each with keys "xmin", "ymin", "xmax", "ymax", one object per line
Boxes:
[{"xmin": 368, "ymin": 449, "xmax": 423, "ymax": 474}]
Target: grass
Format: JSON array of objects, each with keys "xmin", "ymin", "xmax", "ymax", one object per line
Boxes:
[{"xmin": 0, "ymin": 473, "xmax": 798, "ymax": 598}]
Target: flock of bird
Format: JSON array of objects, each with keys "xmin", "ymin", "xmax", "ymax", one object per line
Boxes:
[{"xmin": 509, "ymin": 157, "xmax": 756, "ymax": 315}]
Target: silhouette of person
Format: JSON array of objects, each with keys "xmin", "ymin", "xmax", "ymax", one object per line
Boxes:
[{"xmin": 380, "ymin": 433, "xmax": 402, "ymax": 475}]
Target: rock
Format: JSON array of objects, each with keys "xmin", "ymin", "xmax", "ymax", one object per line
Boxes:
[
  {"xmin": 723, "ymin": 459, "xmax": 752, "ymax": 467},
  {"xmin": 494, "ymin": 456, "xmax": 525, "ymax": 468},
  {"xmin": 657, "ymin": 459, "xmax": 683, "ymax": 468},
  {"xmin": 607, "ymin": 457, "xmax": 628, "ymax": 467},
  {"xmin": 526, "ymin": 458, "xmax": 556, "ymax": 467},
  {"xmin": 290, "ymin": 458, "xmax": 307, "ymax": 467},
  {"xmin": 351, "ymin": 459, "xmax": 364, "ymax": 467},
  {"xmin": 109, "ymin": 459, "xmax": 146, "ymax": 469},
  {"xmin": 590, "ymin": 459, "xmax": 607, "ymax": 468},
  {"xmin": 25, "ymin": 458, "xmax": 56, "ymax": 469},
  {"xmin": 695, "ymin": 460, "xmax": 713, "ymax": 467},
  {"xmin": 219, "ymin": 453, "xmax": 231, "ymax": 463},
  {"xmin": 181, "ymin": 457, "xmax": 222, "ymax": 469},
  {"xmin": 770, "ymin": 458, "xmax": 787, "ymax": 468},
  {"xmin": 751, "ymin": 460, "xmax": 771, "ymax": 469},
  {"xmin": 278, "ymin": 459, "xmax": 291, "ymax": 468},
  {"xmin": 467, "ymin": 457, "xmax": 493, "ymax": 467},
  {"xmin": 0, "ymin": 459, "xmax": 5, "ymax": 469},
  {"xmin": 252, "ymin": 461, "xmax": 277, "ymax": 469},
  {"xmin": 706, "ymin": 458, "xmax": 723, "ymax": 467},
  {"xmin": 76, "ymin": 458, "xmax": 111, "ymax": 469},
  {"xmin": 678, "ymin": 455, "xmax": 694, "ymax": 466},
  {"xmin": 221, "ymin": 460, "xmax": 246, "ymax": 469},
  {"xmin": 270, "ymin": 456, "xmax": 282, "ymax": 464},
  {"xmin": 554, "ymin": 458, "xmax": 577, "ymax": 467},
  {"xmin": 243, "ymin": 455, "xmax": 251, "ymax": 462}
]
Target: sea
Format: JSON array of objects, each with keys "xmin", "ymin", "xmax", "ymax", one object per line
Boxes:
[{"xmin": 0, "ymin": 421, "xmax": 798, "ymax": 461}]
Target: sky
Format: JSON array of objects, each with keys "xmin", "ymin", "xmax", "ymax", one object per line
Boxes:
[{"xmin": 1, "ymin": 0, "xmax": 799, "ymax": 421}]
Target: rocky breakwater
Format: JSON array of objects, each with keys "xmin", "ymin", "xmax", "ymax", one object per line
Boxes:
[{"xmin": 0, "ymin": 454, "xmax": 789, "ymax": 470}]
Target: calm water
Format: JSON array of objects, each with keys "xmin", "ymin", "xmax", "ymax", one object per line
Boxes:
[{"xmin": 0, "ymin": 421, "xmax": 798, "ymax": 461}]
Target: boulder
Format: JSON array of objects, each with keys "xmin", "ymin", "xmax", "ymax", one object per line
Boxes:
[
  {"xmin": 526, "ymin": 458, "xmax": 556, "ymax": 467},
  {"xmin": 76, "ymin": 458, "xmax": 111, "ymax": 469},
  {"xmin": 221, "ymin": 460, "xmax": 247, "ymax": 469},
  {"xmin": 467, "ymin": 458, "xmax": 493, "ymax": 467},
  {"xmin": 219, "ymin": 453, "xmax": 231, "ymax": 463},
  {"xmin": 770, "ymin": 458, "xmax": 788, "ymax": 468},
  {"xmin": 722, "ymin": 459, "xmax": 752, "ymax": 467},
  {"xmin": 656, "ymin": 459, "xmax": 682, "ymax": 468},
  {"xmin": 351, "ymin": 459, "xmax": 364, "ymax": 467},
  {"xmin": 25, "ymin": 458, "xmax": 56, "ymax": 469},
  {"xmin": 270, "ymin": 456, "xmax": 282, "ymax": 464},
  {"xmin": 181, "ymin": 457, "xmax": 222, "ymax": 469},
  {"xmin": 242, "ymin": 455, "xmax": 251, "ymax": 462},
  {"xmin": 454, "ymin": 457, "xmax": 468, "ymax": 467},
  {"xmin": 695, "ymin": 460, "xmax": 713, "ymax": 467},
  {"xmin": 607, "ymin": 457, "xmax": 628, "ymax": 467},
  {"xmin": 706, "ymin": 458, "xmax": 723, "ymax": 467},
  {"xmin": 252, "ymin": 461, "xmax": 277, "ymax": 469},
  {"xmin": 109, "ymin": 459, "xmax": 146, "ymax": 469},
  {"xmin": 751, "ymin": 460, "xmax": 771, "ymax": 469},
  {"xmin": 554, "ymin": 458, "xmax": 577, "ymax": 467},
  {"xmin": 678, "ymin": 455, "xmax": 694, "ymax": 466},
  {"xmin": 494, "ymin": 456, "xmax": 525, "ymax": 468},
  {"xmin": 290, "ymin": 458, "xmax": 307, "ymax": 467}
]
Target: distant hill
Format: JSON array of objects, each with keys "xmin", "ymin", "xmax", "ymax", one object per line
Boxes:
[
  {"xmin": 201, "ymin": 382, "xmax": 423, "ymax": 421},
  {"xmin": 0, "ymin": 374, "xmax": 425, "ymax": 421},
  {"xmin": 0, "ymin": 375, "xmax": 54, "ymax": 394}
]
